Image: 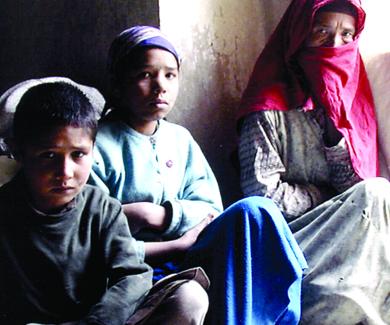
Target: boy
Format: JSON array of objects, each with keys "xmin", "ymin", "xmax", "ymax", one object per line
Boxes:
[{"xmin": 0, "ymin": 81, "xmax": 208, "ymax": 325}]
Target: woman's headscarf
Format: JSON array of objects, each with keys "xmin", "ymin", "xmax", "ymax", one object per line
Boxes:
[{"xmin": 239, "ymin": 0, "xmax": 378, "ymax": 179}]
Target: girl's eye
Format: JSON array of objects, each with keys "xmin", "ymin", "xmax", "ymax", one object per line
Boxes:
[
  {"xmin": 166, "ymin": 72, "xmax": 177, "ymax": 79},
  {"xmin": 138, "ymin": 72, "xmax": 151, "ymax": 79}
]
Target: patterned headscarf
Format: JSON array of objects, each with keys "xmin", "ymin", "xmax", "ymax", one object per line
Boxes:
[
  {"xmin": 107, "ymin": 25, "xmax": 181, "ymax": 84},
  {"xmin": 238, "ymin": 0, "xmax": 378, "ymax": 179}
]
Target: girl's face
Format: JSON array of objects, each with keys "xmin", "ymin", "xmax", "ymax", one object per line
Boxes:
[
  {"xmin": 119, "ymin": 48, "xmax": 179, "ymax": 135},
  {"xmin": 305, "ymin": 11, "xmax": 356, "ymax": 48}
]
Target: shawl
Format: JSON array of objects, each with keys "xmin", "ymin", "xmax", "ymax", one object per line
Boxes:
[{"xmin": 239, "ymin": 0, "xmax": 378, "ymax": 179}]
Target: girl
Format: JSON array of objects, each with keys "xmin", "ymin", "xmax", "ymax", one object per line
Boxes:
[{"xmin": 89, "ymin": 25, "xmax": 307, "ymax": 325}]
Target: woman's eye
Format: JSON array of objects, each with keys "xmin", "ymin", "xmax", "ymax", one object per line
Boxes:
[
  {"xmin": 343, "ymin": 31, "xmax": 354, "ymax": 38},
  {"xmin": 317, "ymin": 28, "xmax": 328, "ymax": 35}
]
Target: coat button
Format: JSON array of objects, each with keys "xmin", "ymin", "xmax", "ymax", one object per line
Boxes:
[{"xmin": 166, "ymin": 160, "xmax": 173, "ymax": 168}]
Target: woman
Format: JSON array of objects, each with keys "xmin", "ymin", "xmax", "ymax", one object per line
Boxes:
[
  {"xmin": 89, "ymin": 26, "xmax": 307, "ymax": 324},
  {"xmin": 238, "ymin": 0, "xmax": 390, "ymax": 324}
]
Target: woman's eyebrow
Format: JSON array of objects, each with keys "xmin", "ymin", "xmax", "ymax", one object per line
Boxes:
[{"xmin": 343, "ymin": 25, "xmax": 356, "ymax": 33}]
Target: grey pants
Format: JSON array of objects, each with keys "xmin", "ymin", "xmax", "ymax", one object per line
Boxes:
[{"xmin": 27, "ymin": 267, "xmax": 210, "ymax": 325}]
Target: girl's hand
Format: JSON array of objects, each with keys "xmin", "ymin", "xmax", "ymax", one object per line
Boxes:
[
  {"xmin": 123, "ymin": 202, "xmax": 168, "ymax": 234},
  {"xmin": 175, "ymin": 213, "xmax": 214, "ymax": 253},
  {"xmin": 143, "ymin": 213, "xmax": 215, "ymax": 263}
]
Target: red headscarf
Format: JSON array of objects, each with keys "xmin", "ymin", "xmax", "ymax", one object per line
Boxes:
[{"xmin": 239, "ymin": 0, "xmax": 379, "ymax": 179}]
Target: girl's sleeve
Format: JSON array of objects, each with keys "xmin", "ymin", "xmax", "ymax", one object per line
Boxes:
[
  {"xmin": 81, "ymin": 207, "xmax": 153, "ymax": 325},
  {"xmin": 238, "ymin": 111, "xmax": 331, "ymax": 220},
  {"xmin": 88, "ymin": 141, "xmax": 116, "ymax": 196},
  {"xmin": 162, "ymin": 137, "xmax": 224, "ymax": 238}
]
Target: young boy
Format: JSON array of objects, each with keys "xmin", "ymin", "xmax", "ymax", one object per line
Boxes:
[{"xmin": 0, "ymin": 81, "xmax": 208, "ymax": 325}]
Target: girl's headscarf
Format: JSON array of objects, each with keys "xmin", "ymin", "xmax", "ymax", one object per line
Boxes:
[
  {"xmin": 107, "ymin": 25, "xmax": 181, "ymax": 84},
  {"xmin": 238, "ymin": 0, "xmax": 378, "ymax": 179}
]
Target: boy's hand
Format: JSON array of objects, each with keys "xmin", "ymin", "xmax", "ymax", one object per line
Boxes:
[
  {"xmin": 175, "ymin": 214, "xmax": 214, "ymax": 252},
  {"xmin": 123, "ymin": 202, "xmax": 168, "ymax": 234}
]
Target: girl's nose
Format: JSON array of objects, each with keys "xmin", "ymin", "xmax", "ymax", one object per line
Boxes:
[{"xmin": 153, "ymin": 74, "xmax": 167, "ymax": 94}]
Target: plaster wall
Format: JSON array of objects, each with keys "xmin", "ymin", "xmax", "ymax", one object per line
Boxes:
[
  {"xmin": 360, "ymin": 1, "xmax": 390, "ymax": 178},
  {"xmin": 159, "ymin": 0, "xmax": 290, "ymax": 205}
]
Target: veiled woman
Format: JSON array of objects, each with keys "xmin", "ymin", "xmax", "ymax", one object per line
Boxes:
[{"xmin": 238, "ymin": 0, "xmax": 390, "ymax": 323}]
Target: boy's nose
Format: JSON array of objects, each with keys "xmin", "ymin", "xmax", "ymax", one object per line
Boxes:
[{"xmin": 56, "ymin": 157, "xmax": 74, "ymax": 179}]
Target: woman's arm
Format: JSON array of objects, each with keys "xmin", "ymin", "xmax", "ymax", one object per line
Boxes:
[{"xmin": 239, "ymin": 111, "xmax": 333, "ymax": 219}]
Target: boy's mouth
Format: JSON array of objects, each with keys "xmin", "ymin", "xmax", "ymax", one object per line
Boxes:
[{"xmin": 51, "ymin": 186, "xmax": 75, "ymax": 193}]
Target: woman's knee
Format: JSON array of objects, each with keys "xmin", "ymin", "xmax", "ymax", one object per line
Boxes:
[
  {"xmin": 352, "ymin": 177, "xmax": 390, "ymax": 201},
  {"xmin": 223, "ymin": 196, "xmax": 284, "ymax": 225},
  {"xmin": 351, "ymin": 178, "xmax": 390, "ymax": 228}
]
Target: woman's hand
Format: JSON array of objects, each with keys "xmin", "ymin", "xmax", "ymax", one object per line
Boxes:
[{"xmin": 123, "ymin": 202, "xmax": 168, "ymax": 234}]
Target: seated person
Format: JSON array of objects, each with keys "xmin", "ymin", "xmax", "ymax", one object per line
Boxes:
[
  {"xmin": 89, "ymin": 25, "xmax": 307, "ymax": 324},
  {"xmin": 238, "ymin": 0, "xmax": 390, "ymax": 323},
  {"xmin": 0, "ymin": 81, "xmax": 208, "ymax": 325}
]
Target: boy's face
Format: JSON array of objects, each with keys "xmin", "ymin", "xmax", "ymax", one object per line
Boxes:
[
  {"xmin": 19, "ymin": 125, "xmax": 94, "ymax": 213},
  {"xmin": 119, "ymin": 48, "xmax": 179, "ymax": 134}
]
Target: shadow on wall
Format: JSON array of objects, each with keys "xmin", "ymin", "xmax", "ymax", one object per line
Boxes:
[
  {"xmin": 365, "ymin": 52, "xmax": 390, "ymax": 179},
  {"xmin": 0, "ymin": 0, "xmax": 159, "ymax": 96}
]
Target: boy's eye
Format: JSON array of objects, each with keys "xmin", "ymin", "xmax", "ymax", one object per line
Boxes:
[
  {"xmin": 72, "ymin": 151, "xmax": 86, "ymax": 159},
  {"xmin": 38, "ymin": 151, "xmax": 56, "ymax": 159}
]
